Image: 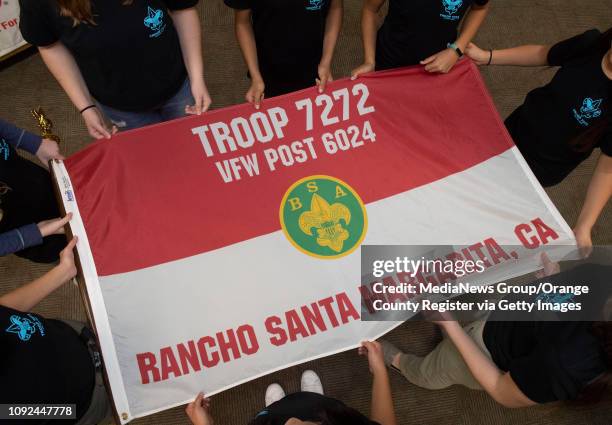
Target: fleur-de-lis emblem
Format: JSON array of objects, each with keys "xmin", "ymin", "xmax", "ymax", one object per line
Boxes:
[
  {"xmin": 580, "ymin": 98, "xmax": 602, "ymax": 118},
  {"xmin": 298, "ymin": 193, "xmax": 351, "ymax": 253}
]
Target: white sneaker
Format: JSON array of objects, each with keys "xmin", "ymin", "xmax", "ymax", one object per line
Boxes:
[
  {"xmin": 265, "ymin": 383, "xmax": 286, "ymax": 407},
  {"xmin": 300, "ymin": 370, "xmax": 324, "ymax": 395}
]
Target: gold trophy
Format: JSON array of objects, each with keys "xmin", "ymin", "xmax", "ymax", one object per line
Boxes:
[{"xmin": 31, "ymin": 107, "xmax": 61, "ymax": 143}]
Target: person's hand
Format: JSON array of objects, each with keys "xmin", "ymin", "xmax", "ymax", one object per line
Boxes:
[
  {"xmin": 465, "ymin": 42, "xmax": 490, "ymax": 65},
  {"xmin": 36, "ymin": 138, "xmax": 64, "ymax": 168},
  {"xmin": 246, "ymin": 78, "xmax": 265, "ymax": 110},
  {"xmin": 351, "ymin": 62, "xmax": 375, "ymax": 80},
  {"xmin": 82, "ymin": 107, "xmax": 116, "ymax": 140},
  {"xmin": 316, "ymin": 62, "xmax": 333, "ymax": 93},
  {"xmin": 573, "ymin": 226, "xmax": 593, "ymax": 258},
  {"xmin": 37, "ymin": 213, "xmax": 72, "ymax": 237},
  {"xmin": 535, "ymin": 252, "xmax": 561, "ymax": 279},
  {"xmin": 358, "ymin": 340, "xmax": 387, "ymax": 376},
  {"xmin": 186, "ymin": 77, "xmax": 212, "ymax": 115},
  {"xmin": 58, "ymin": 236, "xmax": 78, "ymax": 280},
  {"xmin": 421, "ymin": 49, "xmax": 460, "ymax": 74},
  {"xmin": 185, "ymin": 393, "xmax": 214, "ymax": 425}
]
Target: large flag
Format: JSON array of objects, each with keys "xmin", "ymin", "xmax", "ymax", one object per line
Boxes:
[
  {"xmin": 0, "ymin": 1, "xmax": 27, "ymax": 59},
  {"xmin": 52, "ymin": 60, "xmax": 574, "ymax": 422}
]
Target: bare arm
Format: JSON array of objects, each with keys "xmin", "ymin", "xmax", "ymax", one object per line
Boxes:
[
  {"xmin": 574, "ymin": 153, "xmax": 612, "ymax": 250},
  {"xmin": 0, "ymin": 238, "xmax": 77, "ymax": 312},
  {"xmin": 38, "ymin": 42, "xmax": 112, "ymax": 139},
  {"xmin": 359, "ymin": 341, "xmax": 397, "ymax": 425},
  {"xmin": 170, "ymin": 7, "xmax": 211, "ymax": 114},
  {"xmin": 234, "ymin": 9, "xmax": 265, "ymax": 107},
  {"xmin": 351, "ymin": 0, "xmax": 386, "ymax": 78},
  {"xmin": 455, "ymin": 2, "xmax": 490, "ymax": 52},
  {"xmin": 316, "ymin": 0, "xmax": 343, "ymax": 91},
  {"xmin": 466, "ymin": 42, "xmax": 551, "ymax": 66},
  {"xmin": 439, "ymin": 321, "xmax": 536, "ymax": 408}
]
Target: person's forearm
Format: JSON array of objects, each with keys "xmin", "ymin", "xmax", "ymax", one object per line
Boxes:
[
  {"xmin": 370, "ymin": 369, "xmax": 397, "ymax": 425},
  {"xmin": 576, "ymin": 154, "xmax": 612, "ymax": 231},
  {"xmin": 0, "ymin": 118, "xmax": 41, "ymax": 154},
  {"xmin": 38, "ymin": 42, "xmax": 95, "ymax": 110},
  {"xmin": 171, "ymin": 8, "xmax": 205, "ymax": 83},
  {"xmin": 0, "ymin": 264, "xmax": 73, "ymax": 311},
  {"xmin": 234, "ymin": 11, "xmax": 263, "ymax": 82},
  {"xmin": 455, "ymin": 4, "xmax": 489, "ymax": 51},
  {"xmin": 320, "ymin": 0, "xmax": 343, "ymax": 66},
  {"xmin": 489, "ymin": 45, "xmax": 551, "ymax": 66},
  {"xmin": 361, "ymin": 3, "xmax": 381, "ymax": 65},
  {"xmin": 0, "ymin": 224, "xmax": 43, "ymax": 257}
]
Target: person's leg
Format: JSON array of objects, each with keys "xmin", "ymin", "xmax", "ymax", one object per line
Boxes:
[
  {"xmin": 396, "ymin": 320, "xmax": 490, "ymax": 390},
  {"xmin": 158, "ymin": 78, "xmax": 194, "ymax": 122},
  {"xmin": 96, "ymin": 102, "xmax": 162, "ymax": 131},
  {"xmin": 60, "ymin": 320, "xmax": 113, "ymax": 425},
  {"xmin": 0, "ymin": 147, "xmax": 65, "ymax": 263}
]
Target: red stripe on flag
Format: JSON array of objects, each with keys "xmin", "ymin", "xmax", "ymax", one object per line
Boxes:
[{"xmin": 65, "ymin": 60, "xmax": 513, "ymax": 276}]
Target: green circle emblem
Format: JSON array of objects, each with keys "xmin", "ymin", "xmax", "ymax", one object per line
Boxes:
[{"xmin": 279, "ymin": 175, "xmax": 368, "ymax": 259}]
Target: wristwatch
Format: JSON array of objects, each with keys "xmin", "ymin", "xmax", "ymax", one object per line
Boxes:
[{"xmin": 447, "ymin": 42, "xmax": 464, "ymax": 58}]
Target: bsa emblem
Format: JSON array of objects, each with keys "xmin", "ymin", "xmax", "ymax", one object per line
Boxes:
[{"xmin": 280, "ymin": 175, "xmax": 367, "ymax": 259}]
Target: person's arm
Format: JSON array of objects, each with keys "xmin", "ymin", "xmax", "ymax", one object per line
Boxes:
[
  {"xmin": 359, "ymin": 341, "xmax": 397, "ymax": 425},
  {"xmin": 316, "ymin": 0, "xmax": 343, "ymax": 92},
  {"xmin": 0, "ymin": 119, "xmax": 64, "ymax": 167},
  {"xmin": 234, "ymin": 9, "xmax": 265, "ymax": 109},
  {"xmin": 574, "ymin": 153, "xmax": 612, "ymax": 254},
  {"xmin": 351, "ymin": 0, "xmax": 386, "ymax": 79},
  {"xmin": 0, "ymin": 214, "xmax": 72, "ymax": 260},
  {"xmin": 38, "ymin": 42, "xmax": 112, "ymax": 139},
  {"xmin": 436, "ymin": 321, "xmax": 537, "ymax": 408},
  {"xmin": 465, "ymin": 42, "xmax": 551, "ymax": 66},
  {"xmin": 421, "ymin": 2, "xmax": 490, "ymax": 73},
  {"xmin": 170, "ymin": 7, "xmax": 212, "ymax": 115},
  {"xmin": 0, "ymin": 237, "xmax": 77, "ymax": 311}
]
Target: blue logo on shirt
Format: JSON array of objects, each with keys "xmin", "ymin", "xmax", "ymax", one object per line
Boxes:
[
  {"xmin": 306, "ymin": 0, "xmax": 324, "ymax": 11},
  {"xmin": 144, "ymin": 6, "xmax": 166, "ymax": 38},
  {"xmin": 0, "ymin": 139, "xmax": 9, "ymax": 160},
  {"xmin": 5, "ymin": 314, "xmax": 45, "ymax": 342},
  {"xmin": 440, "ymin": 0, "xmax": 463, "ymax": 20},
  {"xmin": 573, "ymin": 97, "xmax": 603, "ymax": 127}
]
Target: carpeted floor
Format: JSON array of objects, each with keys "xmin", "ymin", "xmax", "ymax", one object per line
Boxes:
[{"xmin": 1, "ymin": 1, "xmax": 611, "ymax": 424}]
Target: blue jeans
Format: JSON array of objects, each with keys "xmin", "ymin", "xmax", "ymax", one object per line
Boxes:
[{"xmin": 97, "ymin": 78, "xmax": 194, "ymax": 131}]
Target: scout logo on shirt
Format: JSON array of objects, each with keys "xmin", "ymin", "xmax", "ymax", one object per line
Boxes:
[
  {"xmin": 5, "ymin": 314, "xmax": 45, "ymax": 342},
  {"xmin": 0, "ymin": 139, "xmax": 9, "ymax": 160},
  {"xmin": 280, "ymin": 175, "xmax": 367, "ymax": 259},
  {"xmin": 144, "ymin": 6, "xmax": 166, "ymax": 38},
  {"xmin": 306, "ymin": 0, "xmax": 324, "ymax": 11},
  {"xmin": 440, "ymin": 0, "xmax": 463, "ymax": 20},
  {"xmin": 573, "ymin": 97, "xmax": 603, "ymax": 127}
]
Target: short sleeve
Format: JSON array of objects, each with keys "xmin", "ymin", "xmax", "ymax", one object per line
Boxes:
[
  {"xmin": 547, "ymin": 29, "xmax": 602, "ymax": 66},
  {"xmin": 600, "ymin": 123, "xmax": 612, "ymax": 156},
  {"xmin": 223, "ymin": 0, "xmax": 252, "ymax": 10},
  {"xmin": 162, "ymin": 0, "xmax": 199, "ymax": 11},
  {"xmin": 18, "ymin": 0, "xmax": 60, "ymax": 47}
]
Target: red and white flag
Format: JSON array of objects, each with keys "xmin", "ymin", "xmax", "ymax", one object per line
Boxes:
[{"xmin": 53, "ymin": 60, "xmax": 574, "ymax": 422}]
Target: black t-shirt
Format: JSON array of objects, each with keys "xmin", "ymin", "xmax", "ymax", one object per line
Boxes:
[
  {"xmin": 483, "ymin": 321, "xmax": 606, "ymax": 403},
  {"xmin": 0, "ymin": 305, "xmax": 95, "ymax": 424},
  {"xmin": 505, "ymin": 29, "xmax": 612, "ymax": 186},
  {"xmin": 251, "ymin": 392, "xmax": 377, "ymax": 425},
  {"xmin": 376, "ymin": 0, "xmax": 489, "ymax": 69},
  {"xmin": 19, "ymin": 0, "xmax": 198, "ymax": 111},
  {"xmin": 224, "ymin": 0, "xmax": 330, "ymax": 82}
]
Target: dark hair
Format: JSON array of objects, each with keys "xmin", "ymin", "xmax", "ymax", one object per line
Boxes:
[
  {"xmin": 574, "ymin": 322, "xmax": 612, "ymax": 403},
  {"xmin": 56, "ymin": 0, "xmax": 133, "ymax": 25},
  {"xmin": 568, "ymin": 27, "xmax": 611, "ymax": 153},
  {"xmin": 248, "ymin": 405, "xmax": 381, "ymax": 425}
]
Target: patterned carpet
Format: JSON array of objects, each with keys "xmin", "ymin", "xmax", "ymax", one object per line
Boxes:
[{"xmin": 0, "ymin": 1, "xmax": 610, "ymax": 424}]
